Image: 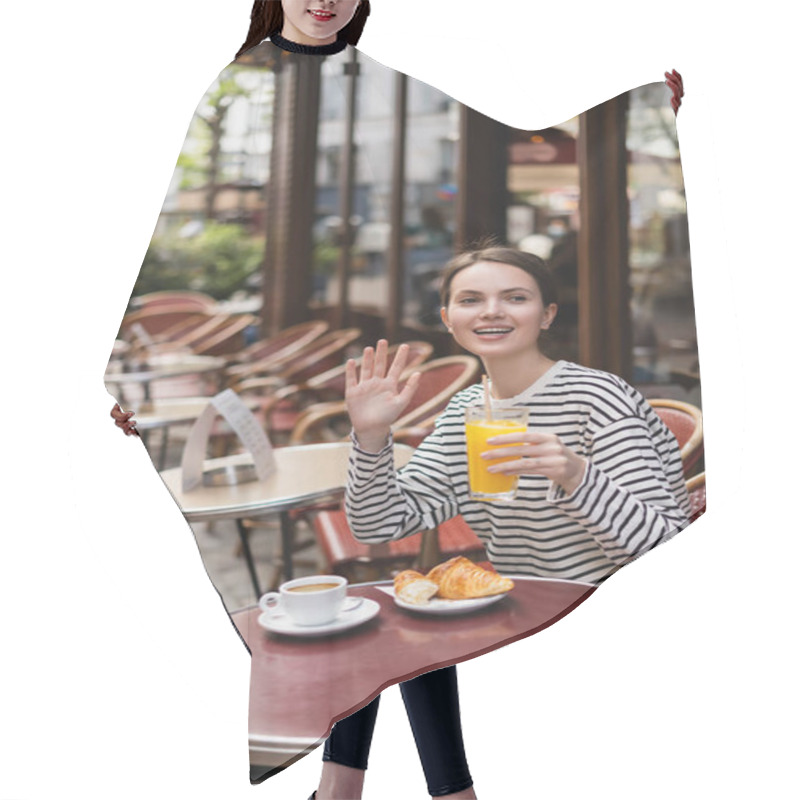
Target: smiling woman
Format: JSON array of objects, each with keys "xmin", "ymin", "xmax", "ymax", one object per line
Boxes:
[
  {"xmin": 236, "ymin": 0, "xmax": 371, "ymax": 57},
  {"xmin": 281, "ymin": 0, "xmax": 362, "ymax": 46},
  {"xmin": 345, "ymin": 247, "xmax": 691, "ymax": 571}
]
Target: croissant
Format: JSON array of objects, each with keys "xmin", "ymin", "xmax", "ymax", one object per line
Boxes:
[
  {"xmin": 425, "ymin": 557, "xmax": 514, "ymax": 599},
  {"xmin": 394, "ymin": 570, "xmax": 439, "ymax": 605}
]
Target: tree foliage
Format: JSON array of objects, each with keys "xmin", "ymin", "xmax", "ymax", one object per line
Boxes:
[{"xmin": 133, "ymin": 223, "xmax": 263, "ymax": 300}]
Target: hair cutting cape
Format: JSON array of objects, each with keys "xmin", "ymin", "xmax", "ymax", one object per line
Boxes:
[{"xmin": 106, "ymin": 36, "xmax": 702, "ymax": 779}]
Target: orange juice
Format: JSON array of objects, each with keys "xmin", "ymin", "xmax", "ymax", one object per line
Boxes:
[{"xmin": 465, "ymin": 408, "xmax": 529, "ymax": 500}]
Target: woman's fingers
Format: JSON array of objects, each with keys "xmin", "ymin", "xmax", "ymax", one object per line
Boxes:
[
  {"xmin": 387, "ymin": 342, "xmax": 409, "ymax": 381},
  {"xmin": 372, "ymin": 338, "xmax": 389, "ymax": 379},
  {"xmin": 481, "ymin": 433, "xmax": 561, "ymax": 463},
  {"xmin": 396, "ymin": 370, "xmax": 421, "ymax": 408},
  {"xmin": 361, "ymin": 346, "xmax": 375, "ymax": 381},
  {"xmin": 482, "ymin": 444, "xmax": 537, "ymax": 461}
]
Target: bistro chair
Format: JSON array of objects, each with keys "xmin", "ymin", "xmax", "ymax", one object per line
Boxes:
[
  {"xmin": 147, "ymin": 313, "xmax": 236, "ymax": 354},
  {"xmin": 189, "ymin": 313, "xmax": 259, "ymax": 357},
  {"xmin": 145, "ymin": 312, "xmax": 216, "ymax": 346},
  {"xmin": 649, "ymin": 398, "xmax": 704, "ymax": 477},
  {"xmin": 686, "ymin": 471, "xmax": 706, "ymax": 523},
  {"xmin": 213, "ymin": 329, "xmax": 363, "ymax": 457},
  {"xmin": 135, "ymin": 290, "xmax": 216, "ymax": 312},
  {"xmin": 128, "ymin": 313, "xmax": 255, "ymax": 360},
  {"xmin": 230, "ymin": 328, "xmax": 363, "ymax": 395},
  {"xmin": 120, "ymin": 303, "xmax": 210, "ymax": 340},
  {"xmin": 226, "ymin": 320, "xmax": 329, "ymax": 374}
]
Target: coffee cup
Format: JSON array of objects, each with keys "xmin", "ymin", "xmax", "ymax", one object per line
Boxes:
[{"xmin": 259, "ymin": 575, "xmax": 363, "ymax": 626}]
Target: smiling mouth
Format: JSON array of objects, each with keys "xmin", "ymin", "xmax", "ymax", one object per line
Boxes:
[
  {"xmin": 474, "ymin": 327, "xmax": 514, "ymax": 336},
  {"xmin": 308, "ymin": 9, "xmax": 335, "ymax": 21}
]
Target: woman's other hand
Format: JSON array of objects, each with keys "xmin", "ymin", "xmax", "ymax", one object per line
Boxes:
[
  {"xmin": 345, "ymin": 340, "xmax": 421, "ymax": 452},
  {"xmin": 110, "ymin": 403, "xmax": 139, "ymax": 437},
  {"xmin": 482, "ymin": 430, "xmax": 586, "ymax": 496}
]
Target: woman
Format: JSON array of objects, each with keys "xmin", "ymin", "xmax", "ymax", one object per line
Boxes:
[
  {"xmin": 345, "ymin": 247, "xmax": 690, "ymax": 577},
  {"xmin": 312, "ymin": 245, "xmax": 691, "ymax": 799}
]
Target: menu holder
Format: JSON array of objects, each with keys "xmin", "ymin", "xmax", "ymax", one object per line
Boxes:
[{"xmin": 181, "ymin": 389, "xmax": 276, "ymax": 492}]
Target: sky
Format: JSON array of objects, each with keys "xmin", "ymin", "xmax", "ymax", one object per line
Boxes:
[{"xmin": 2, "ymin": 1, "xmax": 797, "ymax": 798}]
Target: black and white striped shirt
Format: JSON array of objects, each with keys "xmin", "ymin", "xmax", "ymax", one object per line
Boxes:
[{"xmin": 346, "ymin": 361, "xmax": 691, "ymax": 585}]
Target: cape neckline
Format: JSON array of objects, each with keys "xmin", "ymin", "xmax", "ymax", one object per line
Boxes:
[{"xmin": 270, "ymin": 32, "xmax": 348, "ymax": 56}]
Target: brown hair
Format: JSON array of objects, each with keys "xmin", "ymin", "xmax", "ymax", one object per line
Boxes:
[
  {"xmin": 236, "ymin": 1, "xmax": 372, "ymax": 59},
  {"xmin": 439, "ymin": 245, "xmax": 558, "ymax": 308}
]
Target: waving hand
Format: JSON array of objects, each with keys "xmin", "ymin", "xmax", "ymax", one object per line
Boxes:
[{"xmin": 345, "ymin": 339, "xmax": 421, "ymax": 452}]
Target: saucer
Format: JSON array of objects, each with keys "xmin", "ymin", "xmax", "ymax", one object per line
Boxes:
[{"xmin": 258, "ymin": 598, "xmax": 380, "ymax": 637}]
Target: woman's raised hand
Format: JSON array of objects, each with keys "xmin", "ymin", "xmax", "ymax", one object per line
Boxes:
[{"xmin": 345, "ymin": 340, "xmax": 421, "ymax": 452}]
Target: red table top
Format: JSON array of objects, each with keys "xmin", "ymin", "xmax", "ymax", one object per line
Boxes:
[{"xmin": 233, "ymin": 577, "xmax": 595, "ymax": 768}]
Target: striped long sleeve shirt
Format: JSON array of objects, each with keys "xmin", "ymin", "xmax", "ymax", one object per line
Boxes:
[{"xmin": 346, "ymin": 360, "xmax": 691, "ymax": 585}]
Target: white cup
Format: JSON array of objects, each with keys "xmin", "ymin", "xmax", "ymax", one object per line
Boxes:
[{"xmin": 259, "ymin": 575, "xmax": 363, "ymax": 626}]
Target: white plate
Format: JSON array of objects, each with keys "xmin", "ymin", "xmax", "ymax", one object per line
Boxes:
[
  {"xmin": 258, "ymin": 598, "xmax": 380, "ymax": 637},
  {"xmin": 393, "ymin": 591, "xmax": 509, "ymax": 615}
]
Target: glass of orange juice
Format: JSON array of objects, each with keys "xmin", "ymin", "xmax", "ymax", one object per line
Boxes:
[{"xmin": 465, "ymin": 406, "xmax": 529, "ymax": 501}]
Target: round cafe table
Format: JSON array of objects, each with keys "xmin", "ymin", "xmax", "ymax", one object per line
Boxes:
[
  {"xmin": 159, "ymin": 443, "xmax": 414, "ymax": 598},
  {"xmin": 231, "ymin": 576, "xmax": 596, "ymax": 775}
]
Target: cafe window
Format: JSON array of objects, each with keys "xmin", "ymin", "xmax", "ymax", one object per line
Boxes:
[
  {"xmin": 403, "ymin": 82, "xmax": 459, "ymax": 327},
  {"xmin": 312, "ymin": 52, "xmax": 395, "ymax": 310}
]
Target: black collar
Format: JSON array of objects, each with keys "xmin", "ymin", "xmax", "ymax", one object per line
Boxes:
[{"xmin": 270, "ymin": 32, "xmax": 348, "ymax": 55}]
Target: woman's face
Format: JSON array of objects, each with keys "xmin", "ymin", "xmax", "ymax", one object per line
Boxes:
[
  {"xmin": 280, "ymin": 0, "xmax": 361, "ymax": 46},
  {"xmin": 440, "ymin": 261, "xmax": 557, "ymax": 361}
]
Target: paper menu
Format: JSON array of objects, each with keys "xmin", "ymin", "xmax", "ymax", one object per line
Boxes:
[{"xmin": 181, "ymin": 389, "xmax": 276, "ymax": 491}]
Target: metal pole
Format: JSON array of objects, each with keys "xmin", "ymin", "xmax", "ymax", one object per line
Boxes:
[
  {"xmin": 386, "ymin": 72, "xmax": 408, "ymax": 343},
  {"xmin": 335, "ymin": 50, "xmax": 360, "ymax": 328}
]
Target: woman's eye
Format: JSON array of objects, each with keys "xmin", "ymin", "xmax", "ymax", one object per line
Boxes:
[
  {"xmin": 509, "ymin": 295, "xmax": 528, "ymax": 302},
  {"xmin": 458, "ymin": 297, "xmax": 478, "ymax": 304}
]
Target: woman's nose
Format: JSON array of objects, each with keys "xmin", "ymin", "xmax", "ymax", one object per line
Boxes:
[{"xmin": 480, "ymin": 300, "xmax": 503, "ymax": 317}]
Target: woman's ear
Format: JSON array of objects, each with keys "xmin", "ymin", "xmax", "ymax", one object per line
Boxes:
[
  {"xmin": 440, "ymin": 306, "xmax": 453, "ymax": 332},
  {"xmin": 541, "ymin": 303, "xmax": 558, "ymax": 330}
]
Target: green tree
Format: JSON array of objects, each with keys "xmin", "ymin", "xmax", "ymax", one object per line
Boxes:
[{"xmin": 133, "ymin": 222, "xmax": 263, "ymax": 300}]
